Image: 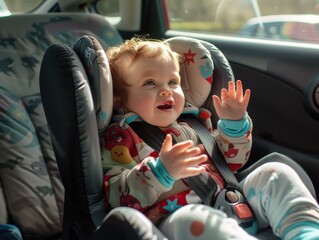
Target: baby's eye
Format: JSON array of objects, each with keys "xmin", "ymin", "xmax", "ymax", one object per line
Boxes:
[
  {"xmin": 143, "ymin": 80, "xmax": 156, "ymax": 86},
  {"xmin": 169, "ymin": 79, "xmax": 179, "ymax": 86}
]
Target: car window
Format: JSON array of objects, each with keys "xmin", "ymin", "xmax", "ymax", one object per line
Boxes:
[
  {"xmin": 94, "ymin": 0, "xmax": 121, "ymax": 25},
  {"xmin": 94, "ymin": 0, "xmax": 142, "ymax": 31},
  {"xmin": 166, "ymin": 0, "xmax": 319, "ymax": 44},
  {"xmin": 2, "ymin": 0, "xmax": 44, "ymax": 14},
  {"xmin": 0, "ymin": 0, "xmax": 10, "ymax": 16}
]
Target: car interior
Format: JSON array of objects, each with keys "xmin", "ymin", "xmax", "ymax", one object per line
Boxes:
[{"xmin": 0, "ymin": 0, "xmax": 318, "ymax": 240}]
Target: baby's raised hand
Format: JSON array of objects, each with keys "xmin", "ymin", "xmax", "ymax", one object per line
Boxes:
[
  {"xmin": 212, "ymin": 80, "xmax": 250, "ymax": 120},
  {"xmin": 159, "ymin": 134, "xmax": 207, "ymax": 180}
]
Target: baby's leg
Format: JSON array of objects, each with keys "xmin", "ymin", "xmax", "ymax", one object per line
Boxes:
[
  {"xmin": 158, "ymin": 204, "xmax": 257, "ymax": 240},
  {"xmin": 240, "ymin": 162, "xmax": 319, "ymax": 240}
]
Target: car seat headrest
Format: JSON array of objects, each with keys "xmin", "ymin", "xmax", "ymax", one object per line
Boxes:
[
  {"xmin": 165, "ymin": 37, "xmax": 214, "ymax": 108},
  {"xmin": 73, "ymin": 35, "xmax": 113, "ymax": 133}
]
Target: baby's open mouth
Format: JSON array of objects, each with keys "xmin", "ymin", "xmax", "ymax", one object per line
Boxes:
[{"xmin": 157, "ymin": 102, "xmax": 173, "ymax": 110}]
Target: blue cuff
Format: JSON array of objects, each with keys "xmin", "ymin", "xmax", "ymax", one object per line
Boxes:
[
  {"xmin": 147, "ymin": 157, "xmax": 176, "ymax": 188},
  {"xmin": 218, "ymin": 113, "xmax": 250, "ymax": 137}
]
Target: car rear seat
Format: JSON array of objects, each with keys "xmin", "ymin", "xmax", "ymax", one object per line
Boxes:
[{"xmin": 0, "ymin": 13, "xmax": 122, "ymax": 239}]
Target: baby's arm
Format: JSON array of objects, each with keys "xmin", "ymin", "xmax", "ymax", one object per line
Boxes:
[
  {"xmin": 216, "ymin": 115, "xmax": 253, "ymax": 171},
  {"xmin": 103, "ymin": 126, "xmax": 206, "ymax": 211},
  {"xmin": 212, "ymin": 80, "xmax": 252, "ymax": 171}
]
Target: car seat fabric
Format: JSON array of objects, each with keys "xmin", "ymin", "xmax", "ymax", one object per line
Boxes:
[
  {"xmin": 0, "ymin": 13, "xmax": 122, "ymax": 238},
  {"xmin": 0, "ymin": 86, "xmax": 63, "ymax": 236}
]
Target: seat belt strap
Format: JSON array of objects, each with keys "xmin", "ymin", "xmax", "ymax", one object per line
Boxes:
[
  {"xmin": 179, "ymin": 114, "xmax": 239, "ymax": 188},
  {"xmin": 130, "ymin": 121, "xmax": 218, "ymax": 206}
]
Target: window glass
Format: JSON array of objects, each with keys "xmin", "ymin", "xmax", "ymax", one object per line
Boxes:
[
  {"xmin": 94, "ymin": 0, "xmax": 141, "ymax": 31},
  {"xmin": 95, "ymin": 0, "xmax": 121, "ymax": 25},
  {"xmin": 2, "ymin": 0, "xmax": 43, "ymax": 14},
  {"xmin": 95, "ymin": 0, "xmax": 120, "ymax": 16},
  {"xmin": 0, "ymin": 0, "xmax": 10, "ymax": 16},
  {"xmin": 166, "ymin": 0, "xmax": 319, "ymax": 44}
]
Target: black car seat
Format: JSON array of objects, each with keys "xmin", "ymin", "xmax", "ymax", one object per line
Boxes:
[
  {"xmin": 0, "ymin": 13, "xmax": 123, "ymax": 239},
  {"xmin": 39, "ymin": 35, "xmax": 316, "ymax": 240}
]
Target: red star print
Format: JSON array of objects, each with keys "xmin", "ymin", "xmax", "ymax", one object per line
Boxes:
[{"xmin": 183, "ymin": 49, "xmax": 196, "ymax": 65}]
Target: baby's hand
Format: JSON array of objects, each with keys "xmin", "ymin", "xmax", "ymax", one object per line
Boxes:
[
  {"xmin": 212, "ymin": 80, "xmax": 250, "ymax": 120},
  {"xmin": 159, "ymin": 134, "xmax": 207, "ymax": 179}
]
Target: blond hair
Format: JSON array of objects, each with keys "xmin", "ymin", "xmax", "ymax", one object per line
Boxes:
[{"xmin": 107, "ymin": 36, "xmax": 180, "ymax": 106}]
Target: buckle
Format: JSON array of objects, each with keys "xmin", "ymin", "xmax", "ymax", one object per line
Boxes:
[{"xmin": 213, "ymin": 188, "xmax": 257, "ymax": 235}]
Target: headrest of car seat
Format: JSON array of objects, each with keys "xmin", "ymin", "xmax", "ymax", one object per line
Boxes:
[
  {"xmin": 165, "ymin": 37, "xmax": 214, "ymax": 108},
  {"xmin": 165, "ymin": 37, "xmax": 234, "ymax": 109},
  {"xmin": 73, "ymin": 35, "xmax": 113, "ymax": 133}
]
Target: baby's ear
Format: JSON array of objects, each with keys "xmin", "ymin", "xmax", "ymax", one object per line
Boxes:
[{"xmin": 113, "ymin": 96, "xmax": 122, "ymax": 109}]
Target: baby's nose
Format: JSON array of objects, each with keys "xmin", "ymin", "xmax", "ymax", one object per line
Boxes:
[{"xmin": 160, "ymin": 88, "xmax": 172, "ymax": 96}]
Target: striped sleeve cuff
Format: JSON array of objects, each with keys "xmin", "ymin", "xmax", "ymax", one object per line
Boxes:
[
  {"xmin": 147, "ymin": 157, "xmax": 176, "ymax": 188},
  {"xmin": 218, "ymin": 112, "xmax": 250, "ymax": 137}
]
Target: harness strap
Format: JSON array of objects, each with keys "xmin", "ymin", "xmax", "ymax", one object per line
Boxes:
[
  {"xmin": 180, "ymin": 115, "xmax": 239, "ymax": 188},
  {"xmin": 130, "ymin": 121, "xmax": 218, "ymax": 206}
]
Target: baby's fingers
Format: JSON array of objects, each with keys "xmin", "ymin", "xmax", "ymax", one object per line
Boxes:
[
  {"xmin": 212, "ymin": 95, "xmax": 222, "ymax": 112},
  {"xmin": 227, "ymin": 81, "xmax": 236, "ymax": 99},
  {"xmin": 183, "ymin": 166, "xmax": 206, "ymax": 178},
  {"xmin": 180, "ymin": 155, "xmax": 208, "ymax": 178},
  {"xmin": 161, "ymin": 134, "xmax": 173, "ymax": 153},
  {"xmin": 183, "ymin": 154, "xmax": 208, "ymax": 170},
  {"xmin": 235, "ymin": 80, "xmax": 243, "ymax": 100},
  {"xmin": 243, "ymin": 89, "xmax": 251, "ymax": 106},
  {"xmin": 171, "ymin": 139, "xmax": 195, "ymax": 154}
]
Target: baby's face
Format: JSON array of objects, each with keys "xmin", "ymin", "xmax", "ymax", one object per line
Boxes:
[{"xmin": 123, "ymin": 52, "xmax": 185, "ymax": 127}]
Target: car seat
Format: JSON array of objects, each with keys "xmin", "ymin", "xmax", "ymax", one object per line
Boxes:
[
  {"xmin": 0, "ymin": 13, "xmax": 122, "ymax": 239},
  {"xmin": 39, "ymin": 35, "xmax": 316, "ymax": 240}
]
